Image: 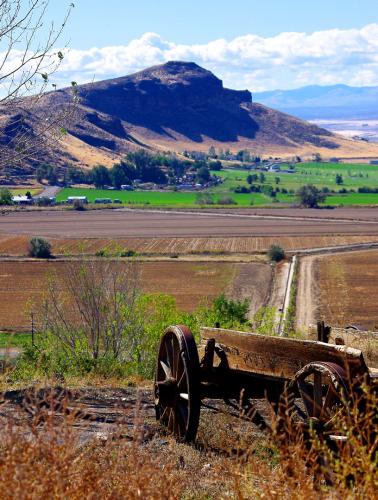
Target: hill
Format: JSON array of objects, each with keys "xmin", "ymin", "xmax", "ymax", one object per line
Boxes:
[
  {"xmin": 2, "ymin": 62, "xmax": 378, "ymax": 178},
  {"xmin": 254, "ymin": 84, "xmax": 378, "ymax": 120}
]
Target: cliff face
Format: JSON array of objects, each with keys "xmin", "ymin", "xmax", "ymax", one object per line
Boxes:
[
  {"xmin": 77, "ymin": 61, "xmax": 257, "ymax": 143},
  {"xmin": 2, "ymin": 61, "xmax": 375, "ymax": 176}
]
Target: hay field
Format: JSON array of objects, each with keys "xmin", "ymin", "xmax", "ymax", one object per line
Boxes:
[
  {"xmin": 317, "ymin": 249, "xmax": 378, "ymax": 330},
  {"xmin": 0, "ymin": 260, "xmax": 271, "ymax": 331},
  {"xmin": 2, "ymin": 234, "xmax": 378, "ymax": 256}
]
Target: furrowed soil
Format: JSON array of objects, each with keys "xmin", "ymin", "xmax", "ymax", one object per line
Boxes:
[
  {"xmin": 0, "ymin": 260, "xmax": 271, "ymax": 331},
  {"xmin": 2, "ymin": 234, "xmax": 378, "ymax": 256},
  {"xmin": 2, "ymin": 208, "xmax": 378, "ymax": 238},
  {"xmin": 317, "ymin": 249, "xmax": 378, "ymax": 331}
]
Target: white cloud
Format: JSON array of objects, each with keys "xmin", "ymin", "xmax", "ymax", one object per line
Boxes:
[{"xmin": 3, "ymin": 25, "xmax": 378, "ymax": 93}]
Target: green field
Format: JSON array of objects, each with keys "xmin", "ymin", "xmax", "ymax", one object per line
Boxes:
[
  {"xmin": 210, "ymin": 162, "xmax": 378, "ymax": 192},
  {"xmin": 57, "ymin": 188, "xmax": 278, "ymax": 207},
  {"xmin": 57, "ymin": 162, "xmax": 378, "ymax": 208},
  {"xmin": 10, "ymin": 188, "xmax": 40, "ymax": 196}
]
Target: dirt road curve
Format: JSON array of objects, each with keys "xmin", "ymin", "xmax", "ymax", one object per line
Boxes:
[{"xmin": 2, "ymin": 209, "xmax": 378, "ymax": 238}]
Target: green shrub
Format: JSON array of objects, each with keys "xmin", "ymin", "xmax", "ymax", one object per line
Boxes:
[
  {"xmin": 95, "ymin": 248, "xmax": 108, "ymax": 257},
  {"xmin": 10, "ymin": 292, "xmax": 251, "ymax": 382},
  {"xmin": 27, "ymin": 237, "xmax": 52, "ymax": 258},
  {"xmin": 0, "ymin": 188, "xmax": 12, "ymax": 205},
  {"xmin": 117, "ymin": 249, "xmax": 137, "ymax": 257},
  {"xmin": 267, "ymin": 244, "xmax": 285, "ymax": 262}
]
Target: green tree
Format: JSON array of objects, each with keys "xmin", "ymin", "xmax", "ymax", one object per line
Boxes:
[
  {"xmin": 275, "ymin": 177, "xmax": 280, "ymax": 185},
  {"xmin": 267, "ymin": 244, "xmax": 285, "ymax": 262},
  {"xmin": 208, "ymin": 145, "xmax": 216, "ymax": 158},
  {"xmin": 0, "ymin": 187, "xmax": 13, "ymax": 205},
  {"xmin": 110, "ymin": 163, "xmax": 129, "ymax": 189},
  {"xmin": 28, "ymin": 237, "xmax": 52, "ymax": 258},
  {"xmin": 335, "ymin": 173, "xmax": 343, "ymax": 185},
  {"xmin": 196, "ymin": 167, "xmax": 211, "ymax": 184},
  {"xmin": 247, "ymin": 173, "xmax": 258, "ymax": 184},
  {"xmin": 92, "ymin": 165, "xmax": 111, "ymax": 188},
  {"xmin": 259, "ymin": 172, "xmax": 266, "ymax": 183},
  {"xmin": 296, "ymin": 184, "xmax": 326, "ymax": 208}
]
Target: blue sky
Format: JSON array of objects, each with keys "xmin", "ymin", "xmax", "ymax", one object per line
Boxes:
[
  {"xmin": 36, "ymin": 1, "xmax": 378, "ymax": 91},
  {"xmin": 56, "ymin": 1, "xmax": 378, "ymax": 48}
]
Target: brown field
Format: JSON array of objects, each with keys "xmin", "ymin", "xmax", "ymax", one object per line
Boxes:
[
  {"xmin": 2, "ymin": 234, "xmax": 378, "ymax": 257},
  {"xmin": 317, "ymin": 249, "xmax": 378, "ymax": 330},
  {"xmin": 0, "ymin": 260, "xmax": 271, "ymax": 331},
  {"xmin": 2, "ymin": 208, "xmax": 378, "ymax": 239}
]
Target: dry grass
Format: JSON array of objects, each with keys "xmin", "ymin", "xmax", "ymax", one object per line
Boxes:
[{"xmin": 0, "ymin": 384, "xmax": 376, "ymax": 499}]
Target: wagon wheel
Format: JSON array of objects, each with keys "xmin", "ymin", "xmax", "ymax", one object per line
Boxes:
[
  {"xmin": 280, "ymin": 362, "xmax": 349, "ymax": 441},
  {"xmin": 154, "ymin": 325, "xmax": 200, "ymax": 442}
]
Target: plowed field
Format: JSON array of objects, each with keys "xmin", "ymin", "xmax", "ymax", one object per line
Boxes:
[
  {"xmin": 0, "ymin": 260, "xmax": 271, "ymax": 331},
  {"xmin": 2, "ymin": 234, "xmax": 378, "ymax": 256},
  {"xmin": 2, "ymin": 209, "xmax": 378, "ymax": 239},
  {"xmin": 317, "ymin": 249, "xmax": 378, "ymax": 330}
]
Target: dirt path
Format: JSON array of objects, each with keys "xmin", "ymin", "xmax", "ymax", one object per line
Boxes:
[
  {"xmin": 268, "ymin": 261, "xmax": 290, "ymax": 334},
  {"xmin": 296, "ymin": 255, "xmax": 319, "ymax": 333}
]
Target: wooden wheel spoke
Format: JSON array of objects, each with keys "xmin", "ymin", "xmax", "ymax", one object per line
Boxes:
[
  {"xmin": 160, "ymin": 360, "xmax": 172, "ymax": 379},
  {"xmin": 160, "ymin": 406, "xmax": 169, "ymax": 423},
  {"xmin": 313, "ymin": 371, "xmax": 323, "ymax": 418},
  {"xmin": 177, "ymin": 369, "xmax": 186, "ymax": 390},
  {"xmin": 298, "ymin": 379, "xmax": 314, "ymax": 416},
  {"xmin": 320, "ymin": 385, "xmax": 337, "ymax": 419},
  {"xmin": 164, "ymin": 337, "xmax": 174, "ymax": 370}
]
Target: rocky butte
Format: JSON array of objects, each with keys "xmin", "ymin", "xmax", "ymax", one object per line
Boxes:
[{"xmin": 2, "ymin": 61, "xmax": 378, "ymax": 175}]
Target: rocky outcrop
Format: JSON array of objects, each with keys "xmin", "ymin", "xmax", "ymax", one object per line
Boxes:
[{"xmin": 2, "ymin": 60, "xmax": 372, "ymax": 176}]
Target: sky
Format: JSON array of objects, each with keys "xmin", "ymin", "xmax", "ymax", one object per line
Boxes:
[{"xmin": 6, "ymin": 0, "xmax": 378, "ymax": 92}]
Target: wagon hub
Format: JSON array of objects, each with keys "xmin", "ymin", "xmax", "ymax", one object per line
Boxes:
[{"xmin": 156, "ymin": 377, "xmax": 179, "ymax": 408}]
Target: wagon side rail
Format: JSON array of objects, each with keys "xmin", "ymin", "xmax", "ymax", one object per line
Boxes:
[{"xmin": 200, "ymin": 327, "xmax": 369, "ymax": 382}]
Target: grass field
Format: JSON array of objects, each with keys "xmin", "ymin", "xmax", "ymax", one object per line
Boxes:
[
  {"xmin": 10, "ymin": 188, "xmax": 40, "ymax": 196},
  {"xmin": 56, "ymin": 161, "xmax": 378, "ymax": 207},
  {"xmin": 57, "ymin": 187, "xmax": 277, "ymax": 206}
]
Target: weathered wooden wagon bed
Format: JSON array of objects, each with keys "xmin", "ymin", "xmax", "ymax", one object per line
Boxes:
[{"xmin": 154, "ymin": 325, "xmax": 378, "ymax": 443}]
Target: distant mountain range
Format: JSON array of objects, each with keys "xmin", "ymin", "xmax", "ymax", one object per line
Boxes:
[{"xmin": 254, "ymin": 85, "xmax": 378, "ymax": 120}]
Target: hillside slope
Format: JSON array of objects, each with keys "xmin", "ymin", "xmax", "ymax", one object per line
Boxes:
[{"xmin": 2, "ymin": 61, "xmax": 378, "ymax": 176}]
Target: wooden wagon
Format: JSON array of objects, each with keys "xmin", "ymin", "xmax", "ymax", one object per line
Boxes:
[{"xmin": 154, "ymin": 325, "xmax": 378, "ymax": 443}]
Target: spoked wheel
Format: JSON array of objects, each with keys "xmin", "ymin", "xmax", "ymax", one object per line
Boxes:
[
  {"xmin": 281, "ymin": 362, "xmax": 349, "ymax": 441},
  {"xmin": 154, "ymin": 325, "xmax": 200, "ymax": 442}
]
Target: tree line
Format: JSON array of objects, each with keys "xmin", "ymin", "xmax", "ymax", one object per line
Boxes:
[{"xmin": 35, "ymin": 149, "xmax": 220, "ymax": 189}]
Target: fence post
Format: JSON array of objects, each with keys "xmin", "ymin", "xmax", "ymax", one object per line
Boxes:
[{"xmin": 31, "ymin": 312, "xmax": 35, "ymax": 347}]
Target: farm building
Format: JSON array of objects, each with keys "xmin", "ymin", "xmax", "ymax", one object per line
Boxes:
[
  {"xmin": 67, "ymin": 196, "xmax": 88, "ymax": 204},
  {"xmin": 12, "ymin": 195, "xmax": 33, "ymax": 205}
]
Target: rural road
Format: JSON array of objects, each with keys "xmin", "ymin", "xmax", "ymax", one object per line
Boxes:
[
  {"xmin": 2, "ymin": 209, "xmax": 378, "ymax": 238},
  {"xmin": 33, "ymin": 185, "xmax": 61, "ymax": 199}
]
